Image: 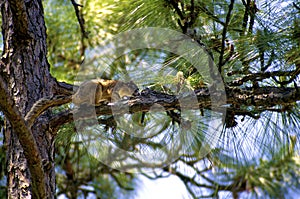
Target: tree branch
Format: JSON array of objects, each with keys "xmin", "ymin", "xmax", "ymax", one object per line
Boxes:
[
  {"xmin": 248, "ymin": 1, "xmax": 259, "ymax": 34},
  {"xmin": 70, "ymin": 0, "xmax": 88, "ymax": 38},
  {"xmin": 241, "ymin": 0, "xmax": 251, "ymax": 34},
  {"xmin": 227, "ymin": 69, "xmax": 300, "ymax": 86},
  {"xmin": 294, "ymin": 2, "xmax": 300, "ymax": 11},
  {"xmin": 170, "ymin": 0, "xmax": 185, "ymax": 20},
  {"xmin": 226, "ymin": 86, "xmax": 300, "ymax": 107},
  {"xmin": 48, "ymin": 86, "xmax": 300, "ymax": 132},
  {"xmin": 52, "ymin": 78, "xmax": 76, "ymax": 95},
  {"xmin": 218, "ymin": 0, "xmax": 235, "ymax": 72}
]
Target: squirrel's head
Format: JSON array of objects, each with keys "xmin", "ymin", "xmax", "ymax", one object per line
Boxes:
[
  {"xmin": 114, "ymin": 80, "xmax": 139, "ymax": 99},
  {"xmin": 125, "ymin": 81, "xmax": 139, "ymax": 96}
]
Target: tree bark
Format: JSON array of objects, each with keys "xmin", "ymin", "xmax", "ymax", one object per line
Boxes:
[{"xmin": 1, "ymin": 0, "xmax": 56, "ymax": 198}]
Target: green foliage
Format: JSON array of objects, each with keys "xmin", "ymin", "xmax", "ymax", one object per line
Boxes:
[
  {"xmin": 212, "ymin": 135, "xmax": 300, "ymax": 198},
  {"xmin": 44, "ymin": 0, "xmax": 83, "ymax": 82},
  {"xmin": 55, "ymin": 123, "xmax": 138, "ymax": 198},
  {"xmin": 115, "ymin": 0, "xmax": 177, "ymax": 31},
  {"xmin": 1, "ymin": 0, "xmax": 299, "ymax": 198}
]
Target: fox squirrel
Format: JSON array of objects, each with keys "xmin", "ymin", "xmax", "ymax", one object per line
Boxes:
[
  {"xmin": 25, "ymin": 79, "xmax": 138, "ymax": 128},
  {"xmin": 72, "ymin": 79, "xmax": 139, "ymax": 106}
]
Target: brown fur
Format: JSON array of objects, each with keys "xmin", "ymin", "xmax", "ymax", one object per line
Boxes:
[{"xmin": 72, "ymin": 79, "xmax": 138, "ymax": 106}]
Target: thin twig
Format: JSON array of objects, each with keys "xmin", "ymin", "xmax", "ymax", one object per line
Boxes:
[
  {"xmin": 241, "ymin": 0, "xmax": 251, "ymax": 34},
  {"xmin": 294, "ymin": 2, "xmax": 300, "ymax": 11},
  {"xmin": 70, "ymin": 0, "xmax": 88, "ymax": 38},
  {"xmin": 218, "ymin": 0, "xmax": 235, "ymax": 73},
  {"xmin": 228, "ymin": 69, "xmax": 300, "ymax": 86}
]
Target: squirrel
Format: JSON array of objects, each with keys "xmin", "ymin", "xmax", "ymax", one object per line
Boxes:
[
  {"xmin": 25, "ymin": 79, "xmax": 139, "ymax": 128},
  {"xmin": 72, "ymin": 79, "xmax": 139, "ymax": 106}
]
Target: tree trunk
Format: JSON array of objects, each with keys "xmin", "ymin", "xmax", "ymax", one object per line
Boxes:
[{"xmin": 1, "ymin": 0, "xmax": 55, "ymax": 198}]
